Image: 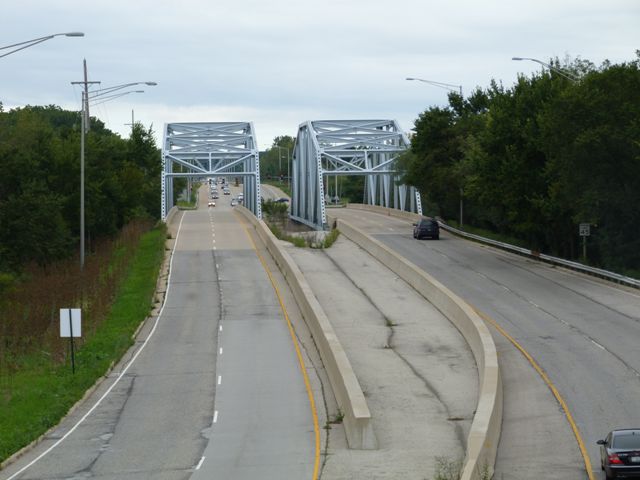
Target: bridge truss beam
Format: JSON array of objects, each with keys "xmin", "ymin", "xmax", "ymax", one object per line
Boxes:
[
  {"xmin": 291, "ymin": 119, "xmax": 422, "ymax": 229},
  {"xmin": 161, "ymin": 122, "xmax": 261, "ymax": 220}
]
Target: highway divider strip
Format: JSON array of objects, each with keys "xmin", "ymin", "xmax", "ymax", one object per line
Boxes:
[
  {"xmin": 235, "ymin": 206, "xmax": 377, "ymax": 450},
  {"xmin": 327, "ymin": 211, "xmax": 502, "ymax": 480}
]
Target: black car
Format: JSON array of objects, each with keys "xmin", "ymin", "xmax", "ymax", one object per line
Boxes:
[
  {"xmin": 598, "ymin": 429, "xmax": 640, "ymax": 479},
  {"xmin": 413, "ymin": 219, "xmax": 440, "ymax": 240}
]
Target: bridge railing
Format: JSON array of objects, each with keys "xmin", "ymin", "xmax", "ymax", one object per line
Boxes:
[
  {"xmin": 438, "ymin": 223, "xmax": 640, "ymax": 289},
  {"xmin": 348, "ymin": 203, "xmax": 640, "ymax": 290}
]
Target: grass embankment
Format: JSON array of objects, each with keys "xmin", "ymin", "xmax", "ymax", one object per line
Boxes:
[
  {"xmin": 177, "ymin": 182, "xmax": 200, "ymax": 209},
  {"xmin": 0, "ymin": 225, "xmax": 166, "ymax": 464}
]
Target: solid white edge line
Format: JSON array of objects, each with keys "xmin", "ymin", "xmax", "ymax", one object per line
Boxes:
[
  {"xmin": 5, "ymin": 213, "xmax": 187, "ymax": 480},
  {"xmin": 195, "ymin": 456, "xmax": 205, "ymax": 470}
]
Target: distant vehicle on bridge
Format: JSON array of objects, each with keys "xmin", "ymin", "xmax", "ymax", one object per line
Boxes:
[{"xmin": 413, "ymin": 219, "xmax": 439, "ymax": 240}]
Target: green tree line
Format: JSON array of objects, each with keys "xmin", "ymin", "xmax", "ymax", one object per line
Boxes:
[
  {"xmin": 260, "ymin": 135, "xmax": 295, "ymax": 179},
  {"xmin": 401, "ymin": 53, "xmax": 640, "ymax": 275},
  {"xmin": 0, "ymin": 104, "xmax": 162, "ymax": 274}
]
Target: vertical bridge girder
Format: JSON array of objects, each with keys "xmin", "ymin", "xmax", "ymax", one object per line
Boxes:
[
  {"xmin": 161, "ymin": 122, "xmax": 261, "ymax": 220},
  {"xmin": 291, "ymin": 119, "xmax": 422, "ymax": 230}
]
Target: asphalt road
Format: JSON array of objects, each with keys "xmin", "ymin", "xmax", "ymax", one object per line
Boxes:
[
  {"xmin": 330, "ymin": 208, "xmax": 640, "ymax": 479},
  {"xmin": 2, "ymin": 186, "xmax": 316, "ymax": 480}
]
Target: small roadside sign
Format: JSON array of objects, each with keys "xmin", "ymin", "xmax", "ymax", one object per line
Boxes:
[
  {"xmin": 579, "ymin": 223, "xmax": 591, "ymax": 237},
  {"xmin": 60, "ymin": 308, "xmax": 81, "ymax": 337},
  {"xmin": 60, "ymin": 308, "xmax": 81, "ymax": 374}
]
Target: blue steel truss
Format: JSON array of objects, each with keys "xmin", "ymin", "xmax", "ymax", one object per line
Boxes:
[
  {"xmin": 161, "ymin": 122, "xmax": 261, "ymax": 219},
  {"xmin": 291, "ymin": 119, "xmax": 422, "ymax": 229}
]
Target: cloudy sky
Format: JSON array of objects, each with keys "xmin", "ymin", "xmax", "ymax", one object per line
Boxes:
[{"xmin": 2, "ymin": 1, "xmax": 638, "ymax": 149}]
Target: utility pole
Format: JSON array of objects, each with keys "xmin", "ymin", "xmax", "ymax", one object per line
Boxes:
[
  {"xmin": 71, "ymin": 59, "xmax": 100, "ymax": 271},
  {"xmin": 459, "ymin": 187, "xmax": 464, "ymax": 228},
  {"xmin": 124, "ymin": 109, "xmax": 135, "ymax": 135}
]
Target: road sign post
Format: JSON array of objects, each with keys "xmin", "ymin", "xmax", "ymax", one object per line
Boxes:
[
  {"xmin": 60, "ymin": 308, "xmax": 81, "ymax": 374},
  {"xmin": 579, "ymin": 223, "xmax": 591, "ymax": 262}
]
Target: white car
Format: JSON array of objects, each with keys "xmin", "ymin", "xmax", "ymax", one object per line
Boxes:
[
  {"xmin": 208, "ymin": 201, "xmax": 216, "ymax": 207},
  {"xmin": 230, "ymin": 199, "xmax": 238, "ymax": 207}
]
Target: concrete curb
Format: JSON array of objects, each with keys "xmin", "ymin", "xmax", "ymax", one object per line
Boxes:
[
  {"xmin": 236, "ymin": 206, "xmax": 377, "ymax": 450},
  {"xmin": 328, "ymin": 207, "xmax": 503, "ymax": 480},
  {"xmin": 164, "ymin": 205, "xmax": 178, "ymax": 226}
]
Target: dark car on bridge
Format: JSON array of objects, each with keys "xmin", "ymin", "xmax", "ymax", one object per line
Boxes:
[
  {"xmin": 598, "ymin": 429, "xmax": 640, "ymax": 479},
  {"xmin": 413, "ymin": 219, "xmax": 440, "ymax": 240}
]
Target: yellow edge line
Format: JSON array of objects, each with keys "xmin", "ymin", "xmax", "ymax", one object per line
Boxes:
[
  {"xmin": 240, "ymin": 221, "xmax": 321, "ymax": 480},
  {"xmin": 474, "ymin": 307, "xmax": 595, "ymax": 480}
]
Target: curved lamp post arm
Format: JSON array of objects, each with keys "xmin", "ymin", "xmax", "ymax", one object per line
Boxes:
[
  {"xmin": 0, "ymin": 32, "xmax": 84, "ymax": 59},
  {"xmin": 88, "ymin": 81, "xmax": 157, "ymax": 99},
  {"xmin": 512, "ymin": 57, "xmax": 579, "ymax": 82},
  {"xmin": 89, "ymin": 90, "xmax": 144, "ymax": 107},
  {"xmin": 406, "ymin": 77, "xmax": 463, "ymax": 96}
]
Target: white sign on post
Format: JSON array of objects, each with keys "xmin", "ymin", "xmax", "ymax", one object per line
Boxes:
[
  {"xmin": 60, "ymin": 308, "xmax": 82, "ymax": 337},
  {"xmin": 579, "ymin": 223, "xmax": 591, "ymax": 236}
]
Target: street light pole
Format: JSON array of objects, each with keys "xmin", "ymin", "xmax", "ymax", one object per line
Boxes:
[
  {"xmin": 72, "ymin": 60, "xmax": 100, "ymax": 271},
  {"xmin": 72, "ymin": 62, "xmax": 157, "ymax": 270},
  {"xmin": 0, "ymin": 32, "xmax": 84, "ymax": 59},
  {"xmin": 407, "ymin": 76, "xmax": 465, "ymax": 226},
  {"xmin": 511, "ymin": 57, "xmax": 579, "ymax": 82},
  {"xmin": 406, "ymin": 77, "xmax": 463, "ymax": 97},
  {"xmin": 90, "ymin": 91, "xmax": 144, "ymax": 107},
  {"xmin": 275, "ymin": 145, "xmax": 290, "ymax": 181}
]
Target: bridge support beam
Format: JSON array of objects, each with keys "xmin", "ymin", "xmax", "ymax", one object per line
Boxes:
[
  {"xmin": 161, "ymin": 122, "xmax": 261, "ymax": 220},
  {"xmin": 291, "ymin": 120, "xmax": 421, "ymax": 230}
]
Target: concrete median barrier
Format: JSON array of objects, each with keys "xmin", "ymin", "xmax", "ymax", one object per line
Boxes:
[
  {"xmin": 164, "ymin": 205, "xmax": 178, "ymax": 226},
  {"xmin": 236, "ymin": 206, "xmax": 377, "ymax": 450},
  {"xmin": 328, "ymin": 208, "xmax": 502, "ymax": 480}
]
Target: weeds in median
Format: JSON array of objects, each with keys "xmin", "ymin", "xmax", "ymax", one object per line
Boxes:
[
  {"xmin": 324, "ymin": 410, "xmax": 345, "ymax": 429},
  {"xmin": 432, "ymin": 456, "xmax": 462, "ymax": 480}
]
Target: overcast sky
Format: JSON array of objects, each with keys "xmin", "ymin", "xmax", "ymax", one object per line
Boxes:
[{"xmin": 2, "ymin": 1, "xmax": 638, "ymax": 149}]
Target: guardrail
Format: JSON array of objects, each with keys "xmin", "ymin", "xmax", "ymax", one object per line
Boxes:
[
  {"xmin": 347, "ymin": 204, "xmax": 640, "ymax": 290},
  {"xmin": 328, "ymin": 212, "xmax": 502, "ymax": 480},
  {"xmin": 439, "ymin": 223, "xmax": 640, "ymax": 289}
]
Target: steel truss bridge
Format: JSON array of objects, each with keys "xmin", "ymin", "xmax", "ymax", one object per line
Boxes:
[
  {"xmin": 290, "ymin": 119, "xmax": 422, "ymax": 229},
  {"xmin": 161, "ymin": 122, "xmax": 261, "ymax": 219}
]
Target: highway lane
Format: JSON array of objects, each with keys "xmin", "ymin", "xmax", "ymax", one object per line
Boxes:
[
  {"xmin": 260, "ymin": 183, "xmax": 288, "ymax": 202},
  {"xmin": 193, "ymin": 185, "xmax": 317, "ymax": 479},
  {"xmin": 330, "ymin": 207, "xmax": 640, "ymax": 479},
  {"xmin": 2, "ymin": 208, "xmax": 218, "ymax": 480},
  {"xmin": 2, "ymin": 186, "xmax": 317, "ymax": 480}
]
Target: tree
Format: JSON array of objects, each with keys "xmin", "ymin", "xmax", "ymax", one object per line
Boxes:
[
  {"xmin": 260, "ymin": 135, "xmax": 294, "ymax": 179},
  {"xmin": 0, "ymin": 105, "xmax": 162, "ymax": 272},
  {"xmin": 399, "ymin": 53, "xmax": 640, "ymax": 273}
]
